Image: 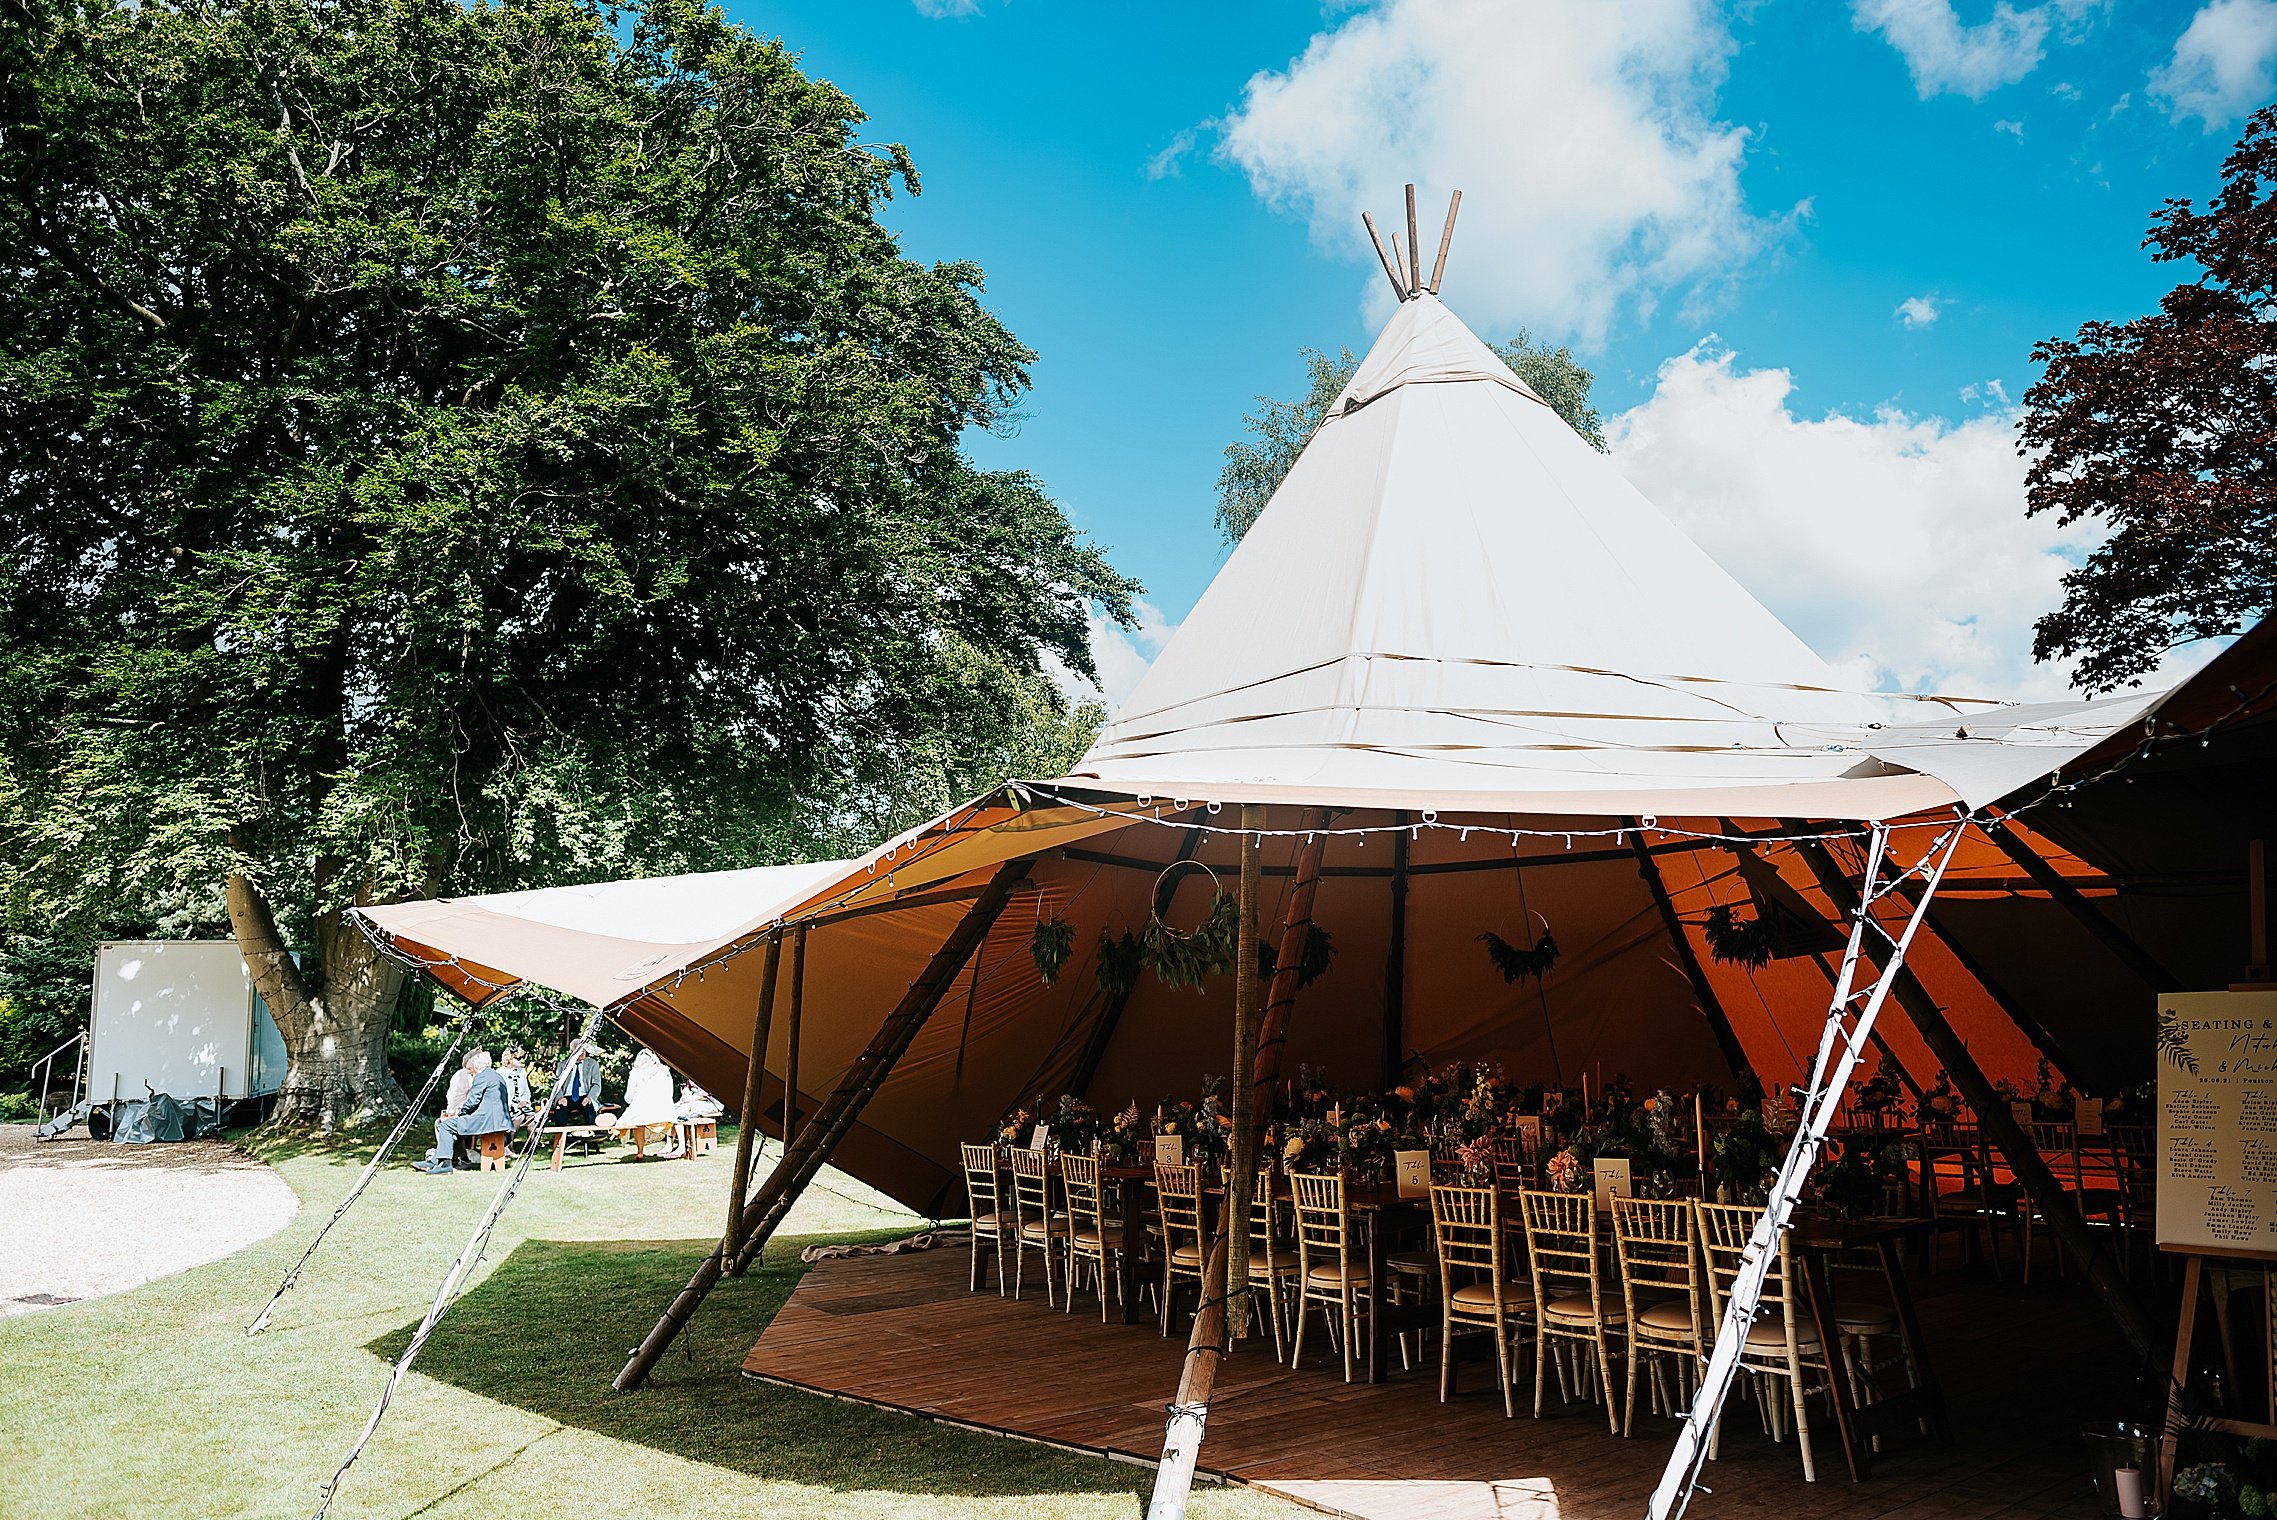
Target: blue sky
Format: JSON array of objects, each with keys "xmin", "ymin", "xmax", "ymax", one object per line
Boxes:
[{"xmin": 732, "ymin": 0, "xmax": 2271, "ymax": 702}]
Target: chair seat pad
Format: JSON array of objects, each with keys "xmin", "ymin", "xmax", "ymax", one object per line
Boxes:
[
  {"xmin": 1018, "ymin": 1213, "xmax": 1069, "ymax": 1241},
  {"xmin": 1248, "ymin": 1246, "xmax": 1294, "ymax": 1274},
  {"xmin": 1306, "ymin": 1262, "xmax": 1373, "ymax": 1287},
  {"xmin": 1745, "ymin": 1313, "xmax": 1821, "ymax": 1351},
  {"xmin": 1384, "ymin": 1250, "xmax": 1435, "ymax": 1274},
  {"xmin": 1450, "ymin": 1280, "xmax": 1526, "ymax": 1312},
  {"xmin": 1071, "ymin": 1225, "xmax": 1124, "ymax": 1248},
  {"xmin": 1637, "ymin": 1299, "xmax": 1699, "ymax": 1333},
  {"xmin": 1542, "ymin": 1293, "xmax": 1622, "ymax": 1325},
  {"xmin": 1835, "ymin": 1300, "xmax": 1897, "ymax": 1334},
  {"xmin": 972, "ymin": 1209, "xmax": 1017, "ymax": 1232},
  {"xmin": 1169, "ymin": 1242, "xmax": 1206, "ymax": 1266}
]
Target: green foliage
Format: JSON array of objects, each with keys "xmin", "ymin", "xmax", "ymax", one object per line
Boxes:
[
  {"xmin": 1029, "ymin": 917, "xmax": 1076, "ymax": 985},
  {"xmin": 2023, "ymin": 104, "xmax": 2277, "ymax": 692},
  {"xmin": 1139, "ymin": 889, "xmax": 1239, "ymax": 991},
  {"xmin": 1480, "ymin": 928, "xmax": 1559, "ymax": 983},
  {"xmin": 1215, "ymin": 333, "xmax": 1607, "ymax": 542},
  {"xmin": 1257, "ymin": 922, "xmax": 1336, "ymax": 990},
  {"xmin": 0, "ymin": 0, "xmax": 1136, "ymax": 1023}
]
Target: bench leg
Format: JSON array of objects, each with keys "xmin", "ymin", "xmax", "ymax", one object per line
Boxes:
[{"xmin": 551, "ymin": 1132, "xmax": 568, "ymax": 1172}]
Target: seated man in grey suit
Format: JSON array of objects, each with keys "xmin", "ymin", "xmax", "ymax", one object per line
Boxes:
[{"xmin": 414, "ymin": 1050, "xmax": 511, "ymax": 1174}]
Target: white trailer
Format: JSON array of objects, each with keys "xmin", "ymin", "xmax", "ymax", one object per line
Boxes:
[{"xmin": 88, "ymin": 940, "xmax": 287, "ymax": 1105}]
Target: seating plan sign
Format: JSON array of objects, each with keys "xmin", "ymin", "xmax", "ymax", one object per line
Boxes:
[{"xmin": 2156, "ymin": 990, "xmax": 2277, "ymax": 1257}]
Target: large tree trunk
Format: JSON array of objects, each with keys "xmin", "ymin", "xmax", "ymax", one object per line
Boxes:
[{"xmin": 226, "ymin": 866, "xmax": 410, "ymax": 1130}]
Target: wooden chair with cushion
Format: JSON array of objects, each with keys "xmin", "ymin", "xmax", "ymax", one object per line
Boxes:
[
  {"xmin": 1920, "ymin": 1120, "xmax": 2020, "ymax": 1274},
  {"xmin": 1060, "ymin": 1153, "xmax": 1123, "ymax": 1321},
  {"xmin": 1291, "ymin": 1170, "xmax": 1373, "ymax": 1383},
  {"xmin": 1155, "ymin": 1161, "xmax": 1208, "ymax": 1337},
  {"xmin": 1612, "ymin": 1196, "xmax": 1706, "ymax": 1437},
  {"xmin": 1695, "ymin": 1201, "xmax": 1835, "ymax": 1481},
  {"xmin": 1008, "ymin": 1145, "xmax": 1065, "ymax": 1306},
  {"xmin": 1823, "ymin": 1247, "xmax": 1924, "ymax": 1446},
  {"xmin": 1245, "ymin": 1167, "xmax": 1299, "ymax": 1360},
  {"xmin": 1518, "ymin": 1188, "xmax": 1624, "ymax": 1431},
  {"xmin": 960, "ymin": 1143, "xmax": 1011, "ymax": 1294},
  {"xmin": 1432, "ymin": 1183, "xmax": 1530, "ymax": 1417}
]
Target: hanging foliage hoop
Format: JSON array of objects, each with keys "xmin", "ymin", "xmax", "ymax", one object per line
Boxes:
[
  {"xmin": 1146, "ymin": 858, "xmax": 1222, "ymax": 934},
  {"xmin": 1702, "ymin": 903, "xmax": 1777, "ymax": 969},
  {"xmin": 1480, "ymin": 909, "xmax": 1559, "ymax": 983}
]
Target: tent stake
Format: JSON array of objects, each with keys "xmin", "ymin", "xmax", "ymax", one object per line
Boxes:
[
  {"xmin": 615, "ymin": 861, "xmax": 1032, "ymax": 1391},
  {"xmin": 723, "ymin": 931, "xmax": 783, "ymax": 1265},
  {"xmin": 1788, "ymin": 830, "xmax": 2161, "ymax": 1366},
  {"xmin": 1628, "ymin": 826, "xmax": 1749, "ymax": 1081}
]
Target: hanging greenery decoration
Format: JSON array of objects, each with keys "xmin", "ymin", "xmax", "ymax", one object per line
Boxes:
[
  {"xmin": 1095, "ymin": 929, "xmax": 1144, "ymax": 1000},
  {"xmin": 1141, "ymin": 889, "xmax": 1240, "ymax": 991},
  {"xmin": 1258, "ymin": 923, "xmax": 1337, "ymax": 990},
  {"xmin": 1031, "ymin": 917, "xmax": 1076, "ymax": 985},
  {"xmin": 1702, "ymin": 904, "xmax": 1777, "ymax": 969},
  {"xmin": 1481, "ymin": 928, "xmax": 1559, "ymax": 983}
]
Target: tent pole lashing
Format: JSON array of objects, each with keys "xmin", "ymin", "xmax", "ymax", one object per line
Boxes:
[
  {"xmin": 1646, "ymin": 817, "xmax": 1965, "ymax": 1520},
  {"xmin": 248, "ymin": 1000, "xmax": 481, "ymax": 1335}
]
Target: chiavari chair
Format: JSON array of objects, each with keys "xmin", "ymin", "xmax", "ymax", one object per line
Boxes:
[
  {"xmin": 1155, "ymin": 1160, "xmax": 1209, "ymax": 1337},
  {"xmin": 1695, "ymin": 1201, "xmax": 1835, "ymax": 1480},
  {"xmin": 1518, "ymin": 1188, "xmax": 1624, "ymax": 1430},
  {"xmin": 1611, "ymin": 1196, "xmax": 1705, "ymax": 1437},
  {"xmin": 1291, "ymin": 1170, "xmax": 1373, "ymax": 1383},
  {"xmin": 960, "ymin": 1142, "xmax": 1011, "ymax": 1294},
  {"xmin": 1432, "ymin": 1183, "xmax": 1530, "ymax": 1417},
  {"xmin": 1008, "ymin": 1144, "xmax": 1065, "ymax": 1306},
  {"xmin": 1060, "ymin": 1152, "xmax": 1124, "ymax": 1321},
  {"xmin": 1245, "ymin": 1166, "xmax": 1299, "ymax": 1361}
]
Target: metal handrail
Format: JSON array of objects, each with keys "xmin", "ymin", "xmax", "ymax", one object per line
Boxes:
[{"xmin": 31, "ymin": 1032, "xmax": 87, "ymax": 1123}]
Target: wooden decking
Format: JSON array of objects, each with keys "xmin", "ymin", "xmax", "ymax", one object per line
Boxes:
[{"xmin": 744, "ymin": 1245, "xmax": 2123, "ymax": 1520}]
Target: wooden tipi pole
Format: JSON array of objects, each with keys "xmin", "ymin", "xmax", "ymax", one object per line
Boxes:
[
  {"xmin": 779, "ymin": 922, "xmax": 807, "ymax": 1159},
  {"xmin": 1627, "ymin": 827, "xmax": 1750, "ymax": 1079},
  {"xmin": 1788, "ymin": 830, "xmax": 2161, "ymax": 1365},
  {"xmin": 615, "ymin": 860, "xmax": 1030, "ymax": 1392},
  {"xmin": 721, "ymin": 931, "xmax": 782, "ymax": 1263},
  {"xmin": 1985, "ymin": 812, "xmax": 2180, "ymax": 992},
  {"xmin": 1226, "ymin": 810, "xmax": 1265, "ymax": 1341},
  {"xmin": 1252, "ymin": 809, "xmax": 1335, "ymax": 1116}
]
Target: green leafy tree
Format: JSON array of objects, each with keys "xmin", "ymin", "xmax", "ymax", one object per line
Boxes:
[
  {"xmin": 0, "ymin": 0, "xmax": 1136, "ymax": 1125},
  {"xmin": 1215, "ymin": 332, "xmax": 1607, "ymax": 542},
  {"xmin": 2023, "ymin": 105, "xmax": 2277, "ymax": 693}
]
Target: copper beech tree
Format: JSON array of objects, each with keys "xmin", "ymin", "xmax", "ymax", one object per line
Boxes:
[
  {"xmin": 2024, "ymin": 105, "xmax": 2277, "ymax": 693},
  {"xmin": 0, "ymin": 0, "xmax": 1133, "ymax": 1126}
]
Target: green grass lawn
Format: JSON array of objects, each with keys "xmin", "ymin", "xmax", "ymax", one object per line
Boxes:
[{"xmin": 0, "ymin": 1128, "xmax": 1300, "ymax": 1520}]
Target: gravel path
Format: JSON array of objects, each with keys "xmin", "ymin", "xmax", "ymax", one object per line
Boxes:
[{"xmin": 0, "ymin": 1124, "xmax": 300, "ymax": 1316}]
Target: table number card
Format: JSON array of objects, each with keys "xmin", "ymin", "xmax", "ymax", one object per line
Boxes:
[
  {"xmin": 2075, "ymin": 1096, "xmax": 2105, "ymax": 1136},
  {"xmin": 1029, "ymin": 1124, "xmax": 1050, "ymax": 1151},
  {"xmin": 1592, "ymin": 1157, "xmax": 1632, "ymax": 1209},
  {"xmin": 1514, "ymin": 1115, "xmax": 1543, "ymax": 1155},
  {"xmin": 1395, "ymin": 1149, "xmax": 1431, "ymax": 1198},
  {"xmin": 1156, "ymin": 1132, "xmax": 1184, "ymax": 1169},
  {"xmin": 2009, "ymin": 1101, "xmax": 2035, "ymax": 1130}
]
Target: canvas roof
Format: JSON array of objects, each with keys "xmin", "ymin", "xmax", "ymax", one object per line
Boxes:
[{"xmin": 355, "ymin": 285, "xmax": 2275, "ymax": 1216}]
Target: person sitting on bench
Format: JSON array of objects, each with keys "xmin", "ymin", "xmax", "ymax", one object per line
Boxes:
[
  {"xmin": 414, "ymin": 1050, "xmax": 511, "ymax": 1174},
  {"xmin": 551, "ymin": 1045, "xmax": 602, "ymax": 1128}
]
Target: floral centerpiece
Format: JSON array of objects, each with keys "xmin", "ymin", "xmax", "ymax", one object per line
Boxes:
[
  {"xmin": 1156, "ymin": 1079, "xmax": 1231, "ymax": 1168},
  {"xmin": 1052, "ymin": 1094, "xmax": 1101, "ymax": 1156},
  {"xmin": 1712, "ymin": 1108, "xmax": 1777, "ymax": 1203},
  {"xmin": 1917, "ymin": 1072, "xmax": 1961, "ymax": 1126},
  {"xmin": 1854, "ymin": 1056, "xmax": 1903, "ymax": 1115},
  {"xmin": 1100, "ymin": 1101, "xmax": 1144, "ymax": 1164},
  {"xmin": 996, "ymin": 1105, "xmax": 1033, "ymax": 1148},
  {"xmin": 1545, "ymin": 1147, "xmax": 1582, "ymax": 1192}
]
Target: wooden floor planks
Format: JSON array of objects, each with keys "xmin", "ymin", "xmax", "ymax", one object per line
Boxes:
[{"xmin": 743, "ymin": 1246, "xmax": 2122, "ymax": 1520}]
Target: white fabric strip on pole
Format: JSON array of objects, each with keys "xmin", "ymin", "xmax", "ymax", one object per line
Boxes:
[
  {"xmin": 309, "ymin": 1005, "xmax": 608, "ymax": 1519},
  {"xmin": 1645, "ymin": 814, "xmax": 1967, "ymax": 1520}
]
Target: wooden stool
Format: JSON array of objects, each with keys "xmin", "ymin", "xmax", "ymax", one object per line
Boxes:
[{"xmin": 478, "ymin": 1132, "xmax": 508, "ymax": 1171}]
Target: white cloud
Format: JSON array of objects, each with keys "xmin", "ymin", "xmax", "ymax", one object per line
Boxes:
[
  {"xmin": 1145, "ymin": 130, "xmax": 1197, "ymax": 182},
  {"xmin": 1850, "ymin": 0, "xmax": 2090, "ymax": 99},
  {"xmin": 1053, "ymin": 599, "xmax": 1177, "ymax": 713},
  {"xmin": 1607, "ymin": 343, "xmax": 2102, "ymax": 700},
  {"xmin": 1994, "ymin": 117, "xmax": 2026, "ymax": 137},
  {"xmin": 912, "ymin": 0, "xmax": 980, "ymax": 16},
  {"xmin": 2151, "ymin": 0, "xmax": 2277, "ymax": 131},
  {"xmin": 1896, "ymin": 294, "xmax": 1942, "ymax": 326},
  {"xmin": 1215, "ymin": 0, "xmax": 1785, "ymax": 343}
]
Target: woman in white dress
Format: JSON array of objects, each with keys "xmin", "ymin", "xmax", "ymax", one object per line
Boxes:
[{"xmin": 616, "ymin": 1049, "xmax": 682, "ymax": 1157}]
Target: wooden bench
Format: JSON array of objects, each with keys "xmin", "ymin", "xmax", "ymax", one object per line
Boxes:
[
  {"xmin": 539, "ymin": 1119, "xmax": 713, "ymax": 1171},
  {"xmin": 478, "ymin": 1132, "xmax": 508, "ymax": 1172}
]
